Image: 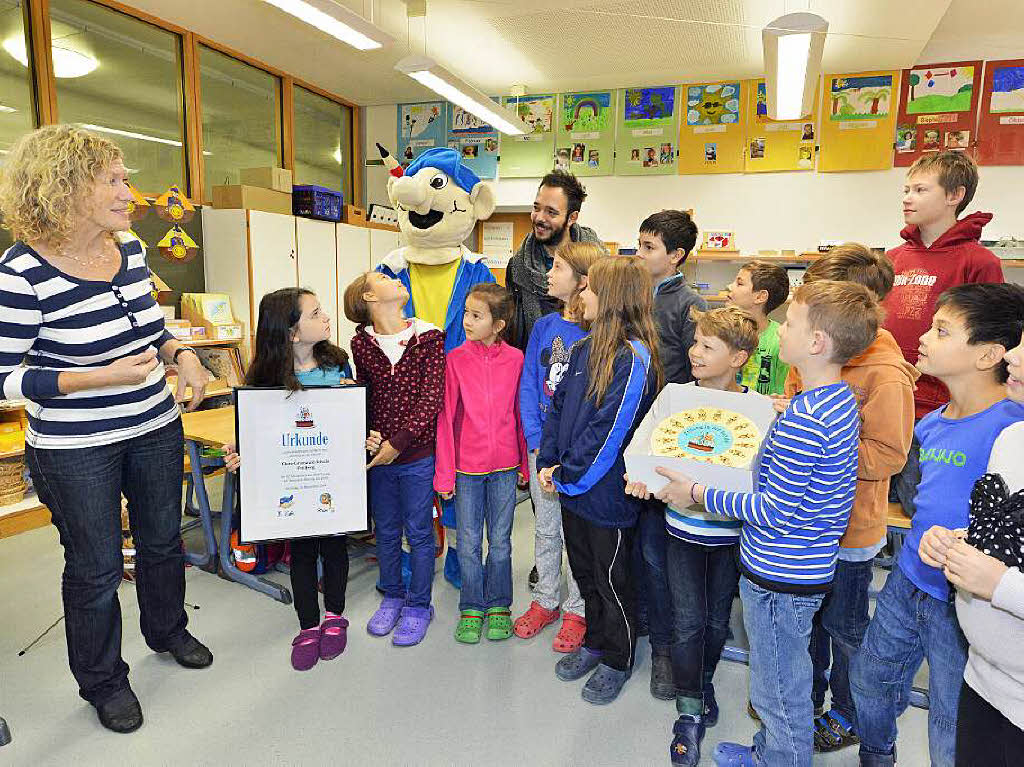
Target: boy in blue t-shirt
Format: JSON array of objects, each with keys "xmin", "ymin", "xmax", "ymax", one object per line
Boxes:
[{"xmin": 851, "ymin": 283, "xmax": 1024, "ymax": 767}]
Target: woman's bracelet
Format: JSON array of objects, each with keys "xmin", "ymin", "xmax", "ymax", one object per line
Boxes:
[{"xmin": 690, "ymin": 483, "xmax": 701, "ymax": 505}]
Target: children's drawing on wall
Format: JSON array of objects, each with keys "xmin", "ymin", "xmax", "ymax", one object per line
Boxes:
[
  {"xmin": 749, "ymin": 137, "xmax": 765, "ymax": 159},
  {"xmin": 921, "ymin": 129, "xmax": 942, "ymax": 151},
  {"xmin": 401, "ymin": 103, "xmax": 442, "ymax": 138},
  {"xmin": 895, "ymin": 125, "xmax": 916, "ymax": 152},
  {"xmin": 906, "ymin": 66, "xmax": 975, "ymax": 114},
  {"xmin": 624, "ymin": 86, "xmax": 676, "ymax": 125},
  {"xmin": 704, "ymin": 143, "xmax": 718, "ymax": 162},
  {"xmin": 944, "ymin": 130, "xmax": 970, "ymax": 149},
  {"xmin": 450, "ymin": 105, "xmax": 493, "ymax": 134},
  {"xmin": 562, "ymin": 91, "xmax": 612, "ymax": 132},
  {"xmin": 508, "ymin": 95, "xmax": 555, "ymax": 133},
  {"xmin": 990, "ymin": 66, "xmax": 1024, "ymax": 113},
  {"xmin": 829, "ymin": 75, "xmax": 893, "ymax": 120},
  {"xmin": 687, "ymin": 83, "xmax": 741, "ymax": 125}
]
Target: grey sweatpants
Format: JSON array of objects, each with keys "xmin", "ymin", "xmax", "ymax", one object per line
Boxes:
[{"xmin": 529, "ymin": 451, "xmax": 584, "ymax": 616}]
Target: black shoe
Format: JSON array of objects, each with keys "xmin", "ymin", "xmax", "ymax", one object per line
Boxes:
[
  {"xmin": 702, "ymin": 684, "xmax": 719, "ymax": 728},
  {"xmin": 95, "ymin": 688, "xmax": 143, "ymax": 734},
  {"xmin": 528, "ymin": 566, "xmax": 539, "ymax": 590},
  {"xmin": 160, "ymin": 632, "xmax": 213, "ymax": 669},
  {"xmin": 670, "ymin": 713, "xmax": 704, "ymax": 766},
  {"xmin": 650, "ymin": 653, "xmax": 675, "ymax": 700},
  {"xmin": 814, "ymin": 709, "xmax": 860, "ymax": 753}
]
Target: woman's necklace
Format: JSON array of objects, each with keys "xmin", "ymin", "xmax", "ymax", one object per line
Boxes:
[{"xmin": 57, "ymin": 234, "xmax": 115, "ymax": 267}]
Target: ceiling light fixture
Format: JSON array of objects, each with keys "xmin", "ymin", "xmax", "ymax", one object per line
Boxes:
[
  {"xmin": 80, "ymin": 124, "xmax": 182, "ymax": 147},
  {"xmin": 3, "ymin": 36, "xmax": 98, "ymax": 78},
  {"xmin": 261, "ymin": 0, "xmax": 392, "ymax": 50},
  {"xmin": 762, "ymin": 12, "xmax": 828, "ymax": 121},
  {"xmin": 395, "ymin": 55, "xmax": 525, "ymax": 136},
  {"xmin": 0, "ymin": 104, "xmax": 16, "ymax": 113}
]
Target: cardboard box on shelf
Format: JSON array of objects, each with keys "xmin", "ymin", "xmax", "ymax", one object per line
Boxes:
[
  {"xmin": 165, "ymin": 319, "xmax": 193, "ymax": 340},
  {"xmin": 212, "ymin": 185, "xmax": 292, "ymax": 215},
  {"xmin": 239, "ymin": 167, "xmax": 293, "ymax": 193},
  {"xmin": 180, "ymin": 293, "xmax": 244, "ymax": 342},
  {"xmin": 343, "ymin": 205, "xmax": 367, "ymax": 225},
  {"xmin": 624, "ymin": 384, "xmax": 777, "ymax": 495}
]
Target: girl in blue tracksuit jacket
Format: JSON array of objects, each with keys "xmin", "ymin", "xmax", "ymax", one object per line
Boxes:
[{"xmin": 537, "ymin": 256, "xmax": 661, "ymax": 705}]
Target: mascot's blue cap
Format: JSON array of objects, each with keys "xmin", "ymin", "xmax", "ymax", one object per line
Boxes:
[{"xmin": 404, "ymin": 148, "xmax": 481, "ymax": 194}]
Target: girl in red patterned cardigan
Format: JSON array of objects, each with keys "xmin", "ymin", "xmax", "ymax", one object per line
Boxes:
[{"xmin": 344, "ymin": 271, "xmax": 446, "ymax": 647}]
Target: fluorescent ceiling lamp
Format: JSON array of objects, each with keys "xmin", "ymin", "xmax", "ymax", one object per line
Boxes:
[
  {"xmin": 261, "ymin": 0, "xmax": 391, "ymax": 50},
  {"xmin": 81, "ymin": 124, "xmax": 181, "ymax": 147},
  {"xmin": 395, "ymin": 56, "xmax": 526, "ymax": 136},
  {"xmin": 3, "ymin": 36, "xmax": 98, "ymax": 78},
  {"xmin": 0, "ymin": 105, "xmax": 16, "ymax": 113},
  {"xmin": 762, "ymin": 12, "xmax": 828, "ymax": 121}
]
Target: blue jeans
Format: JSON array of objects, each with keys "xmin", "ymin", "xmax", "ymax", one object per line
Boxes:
[
  {"xmin": 810, "ymin": 557, "xmax": 874, "ymax": 719},
  {"xmin": 741, "ymin": 576, "xmax": 824, "ymax": 767},
  {"xmin": 455, "ymin": 469, "xmax": 517, "ymax": 612},
  {"xmin": 368, "ymin": 456, "xmax": 435, "ymax": 608},
  {"xmin": 666, "ymin": 535, "xmax": 739, "ymax": 700},
  {"xmin": 635, "ymin": 500, "xmax": 674, "ymax": 652},
  {"xmin": 851, "ymin": 563, "xmax": 967, "ymax": 766},
  {"xmin": 25, "ymin": 418, "xmax": 188, "ymax": 706}
]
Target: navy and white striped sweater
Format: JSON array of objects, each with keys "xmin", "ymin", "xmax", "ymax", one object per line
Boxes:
[
  {"xmin": 704, "ymin": 382, "xmax": 860, "ymax": 593},
  {"xmin": 0, "ymin": 234, "xmax": 178, "ymax": 449}
]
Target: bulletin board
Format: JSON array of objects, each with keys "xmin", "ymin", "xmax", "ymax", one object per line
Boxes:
[
  {"xmin": 677, "ymin": 81, "xmax": 745, "ymax": 174},
  {"xmin": 555, "ymin": 91, "xmax": 616, "ymax": 177},
  {"xmin": 976, "ymin": 59, "xmax": 1024, "ymax": 166},
  {"xmin": 893, "ymin": 60, "xmax": 982, "ymax": 167},
  {"xmin": 615, "ymin": 86, "xmax": 681, "ymax": 176},
  {"xmin": 818, "ymin": 70, "xmax": 899, "ymax": 172},
  {"xmin": 396, "ymin": 102, "xmax": 447, "ymax": 167},
  {"xmin": 500, "ymin": 94, "xmax": 556, "ymax": 177},
  {"xmin": 744, "ymin": 79, "xmax": 818, "ymax": 173},
  {"xmin": 447, "ymin": 104, "xmax": 500, "ymax": 179}
]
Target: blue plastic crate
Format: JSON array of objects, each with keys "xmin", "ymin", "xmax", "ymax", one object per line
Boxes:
[{"xmin": 292, "ymin": 185, "xmax": 343, "ymax": 222}]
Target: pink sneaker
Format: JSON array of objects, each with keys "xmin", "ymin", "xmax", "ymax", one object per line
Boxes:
[
  {"xmin": 291, "ymin": 628, "xmax": 320, "ymax": 671},
  {"xmin": 319, "ymin": 614, "xmax": 349, "ymax": 660}
]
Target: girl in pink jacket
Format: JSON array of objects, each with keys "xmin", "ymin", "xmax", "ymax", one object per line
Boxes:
[{"xmin": 434, "ymin": 283, "xmax": 528, "ymax": 644}]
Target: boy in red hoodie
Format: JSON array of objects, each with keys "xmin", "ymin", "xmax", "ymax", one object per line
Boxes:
[
  {"xmin": 781, "ymin": 244, "xmax": 921, "ymax": 754},
  {"xmin": 883, "ymin": 151, "xmax": 1003, "ymax": 515}
]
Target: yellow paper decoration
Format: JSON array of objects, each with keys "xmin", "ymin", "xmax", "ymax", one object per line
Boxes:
[
  {"xmin": 744, "ymin": 79, "xmax": 819, "ymax": 173},
  {"xmin": 154, "ymin": 185, "xmax": 195, "ymax": 224},
  {"xmin": 157, "ymin": 225, "xmax": 199, "ymax": 263},
  {"xmin": 126, "ymin": 182, "xmax": 150, "ymax": 222},
  {"xmin": 678, "ymin": 81, "xmax": 747, "ymax": 175},
  {"xmin": 818, "ymin": 70, "xmax": 900, "ymax": 172}
]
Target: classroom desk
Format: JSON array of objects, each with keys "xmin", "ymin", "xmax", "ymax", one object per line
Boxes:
[{"xmin": 181, "ymin": 407, "xmax": 291, "ymax": 604}]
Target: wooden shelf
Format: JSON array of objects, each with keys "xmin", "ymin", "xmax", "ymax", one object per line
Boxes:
[
  {"xmin": 188, "ymin": 338, "xmax": 243, "ymax": 347},
  {"xmin": 0, "ymin": 447, "xmax": 25, "ymax": 460},
  {"xmin": 0, "ymin": 491, "xmax": 50, "ymax": 538},
  {"xmin": 693, "ymin": 250, "xmax": 819, "ymax": 263}
]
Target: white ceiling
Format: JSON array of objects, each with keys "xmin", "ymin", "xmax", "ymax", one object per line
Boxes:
[{"xmin": 114, "ymin": 0, "xmax": 1024, "ymax": 106}]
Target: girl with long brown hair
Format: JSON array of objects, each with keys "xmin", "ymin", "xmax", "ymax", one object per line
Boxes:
[{"xmin": 536, "ymin": 255, "xmax": 661, "ymax": 705}]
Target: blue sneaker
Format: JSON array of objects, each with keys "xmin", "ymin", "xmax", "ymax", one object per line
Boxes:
[
  {"xmin": 443, "ymin": 548, "xmax": 461, "ymax": 590},
  {"xmin": 670, "ymin": 713, "xmax": 705, "ymax": 765},
  {"xmin": 581, "ymin": 663, "xmax": 631, "ymax": 705},
  {"xmin": 712, "ymin": 742, "xmax": 757, "ymax": 766},
  {"xmin": 555, "ymin": 647, "xmax": 603, "ymax": 681},
  {"xmin": 703, "ymin": 684, "xmax": 720, "ymax": 728}
]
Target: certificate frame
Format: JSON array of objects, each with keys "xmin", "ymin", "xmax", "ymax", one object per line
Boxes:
[{"xmin": 234, "ymin": 385, "xmax": 369, "ymax": 543}]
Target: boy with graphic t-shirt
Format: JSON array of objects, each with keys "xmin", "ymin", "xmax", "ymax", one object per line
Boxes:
[
  {"xmin": 726, "ymin": 260, "xmax": 791, "ymax": 395},
  {"xmin": 852, "ymin": 283, "xmax": 1024, "ymax": 767},
  {"xmin": 883, "ymin": 151, "xmax": 1003, "ymax": 515}
]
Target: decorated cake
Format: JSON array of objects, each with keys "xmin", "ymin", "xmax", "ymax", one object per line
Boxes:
[{"xmin": 650, "ymin": 407, "xmax": 762, "ymax": 467}]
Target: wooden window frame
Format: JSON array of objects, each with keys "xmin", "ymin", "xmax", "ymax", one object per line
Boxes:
[{"xmin": 23, "ymin": 0, "xmax": 363, "ymax": 205}]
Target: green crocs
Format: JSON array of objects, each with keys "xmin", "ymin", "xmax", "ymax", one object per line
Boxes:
[
  {"xmin": 454, "ymin": 610, "xmax": 484, "ymax": 644},
  {"xmin": 486, "ymin": 607, "xmax": 513, "ymax": 641}
]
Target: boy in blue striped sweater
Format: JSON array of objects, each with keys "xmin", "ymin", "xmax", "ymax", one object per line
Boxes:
[{"xmin": 654, "ymin": 281, "xmax": 882, "ymax": 767}]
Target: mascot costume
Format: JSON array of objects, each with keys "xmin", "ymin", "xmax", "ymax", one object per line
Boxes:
[{"xmin": 377, "ymin": 145, "xmax": 497, "ymax": 587}]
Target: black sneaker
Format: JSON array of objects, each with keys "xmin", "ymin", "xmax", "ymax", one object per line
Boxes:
[
  {"xmin": 670, "ymin": 713, "xmax": 704, "ymax": 766},
  {"xmin": 813, "ymin": 709, "xmax": 860, "ymax": 752},
  {"xmin": 528, "ymin": 566, "xmax": 539, "ymax": 590},
  {"xmin": 703, "ymin": 684, "xmax": 719, "ymax": 728},
  {"xmin": 95, "ymin": 688, "xmax": 143, "ymax": 734},
  {"xmin": 650, "ymin": 653, "xmax": 675, "ymax": 700},
  {"xmin": 159, "ymin": 632, "xmax": 213, "ymax": 669}
]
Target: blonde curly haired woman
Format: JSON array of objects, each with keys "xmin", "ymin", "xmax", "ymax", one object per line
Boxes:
[{"xmin": 0, "ymin": 125, "xmax": 212, "ymax": 733}]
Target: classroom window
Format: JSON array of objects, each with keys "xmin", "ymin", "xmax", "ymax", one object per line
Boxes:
[
  {"xmin": 293, "ymin": 84, "xmax": 352, "ymax": 201},
  {"xmin": 199, "ymin": 44, "xmax": 280, "ymax": 201},
  {"xmin": 0, "ymin": 1, "xmax": 37, "ymax": 158},
  {"xmin": 48, "ymin": 0, "xmax": 187, "ymax": 194}
]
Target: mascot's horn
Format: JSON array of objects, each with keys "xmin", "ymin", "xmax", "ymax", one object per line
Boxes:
[{"xmin": 377, "ymin": 143, "xmax": 404, "ymax": 178}]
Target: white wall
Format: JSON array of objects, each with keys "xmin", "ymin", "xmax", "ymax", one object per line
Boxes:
[{"xmin": 363, "ymin": 106, "xmax": 1024, "ymax": 270}]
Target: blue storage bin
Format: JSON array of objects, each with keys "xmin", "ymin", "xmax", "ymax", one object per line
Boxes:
[{"xmin": 292, "ymin": 185, "xmax": 343, "ymax": 222}]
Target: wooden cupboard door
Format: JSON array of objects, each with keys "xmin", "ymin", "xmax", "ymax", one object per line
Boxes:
[
  {"xmin": 247, "ymin": 211, "xmax": 299, "ymax": 324},
  {"xmin": 296, "ymin": 218, "xmax": 340, "ymax": 346},
  {"xmin": 335, "ymin": 223, "xmax": 372, "ymax": 355}
]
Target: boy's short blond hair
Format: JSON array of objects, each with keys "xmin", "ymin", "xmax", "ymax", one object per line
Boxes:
[
  {"xmin": 804, "ymin": 243, "xmax": 895, "ymax": 301},
  {"xmin": 908, "ymin": 151, "xmax": 979, "ymax": 216},
  {"xmin": 690, "ymin": 306, "xmax": 759, "ymax": 356},
  {"xmin": 792, "ymin": 280, "xmax": 881, "ymax": 365}
]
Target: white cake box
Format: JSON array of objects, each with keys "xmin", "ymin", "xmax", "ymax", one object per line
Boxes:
[{"xmin": 625, "ymin": 383, "xmax": 777, "ymax": 495}]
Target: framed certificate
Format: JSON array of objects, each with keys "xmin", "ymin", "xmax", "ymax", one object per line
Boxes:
[{"xmin": 235, "ymin": 385, "xmax": 368, "ymax": 542}]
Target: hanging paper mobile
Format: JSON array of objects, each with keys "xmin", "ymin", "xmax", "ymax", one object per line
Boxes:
[
  {"xmin": 157, "ymin": 225, "xmax": 199, "ymax": 263},
  {"xmin": 153, "ymin": 185, "xmax": 195, "ymax": 223},
  {"xmin": 126, "ymin": 182, "xmax": 150, "ymax": 221}
]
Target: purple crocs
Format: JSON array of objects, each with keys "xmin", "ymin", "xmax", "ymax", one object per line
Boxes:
[
  {"xmin": 319, "ymin": 614, "xmax": 349, "ymax": 660},
  {"xmin": 291, "ymin": 628, "xmax": 321, "ymax": 671},
  {"xmin": 367, "ymin": 597, "xmax": 405, "ymax": 636},
  {"xmin": 392, "ymin": 606, "xmax": 434, "ymax": 647}
]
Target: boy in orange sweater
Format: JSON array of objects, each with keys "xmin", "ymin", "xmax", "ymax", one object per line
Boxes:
[{"xmin": 779, "ymin": 244, "xmax": 920, "ymax": 753}]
